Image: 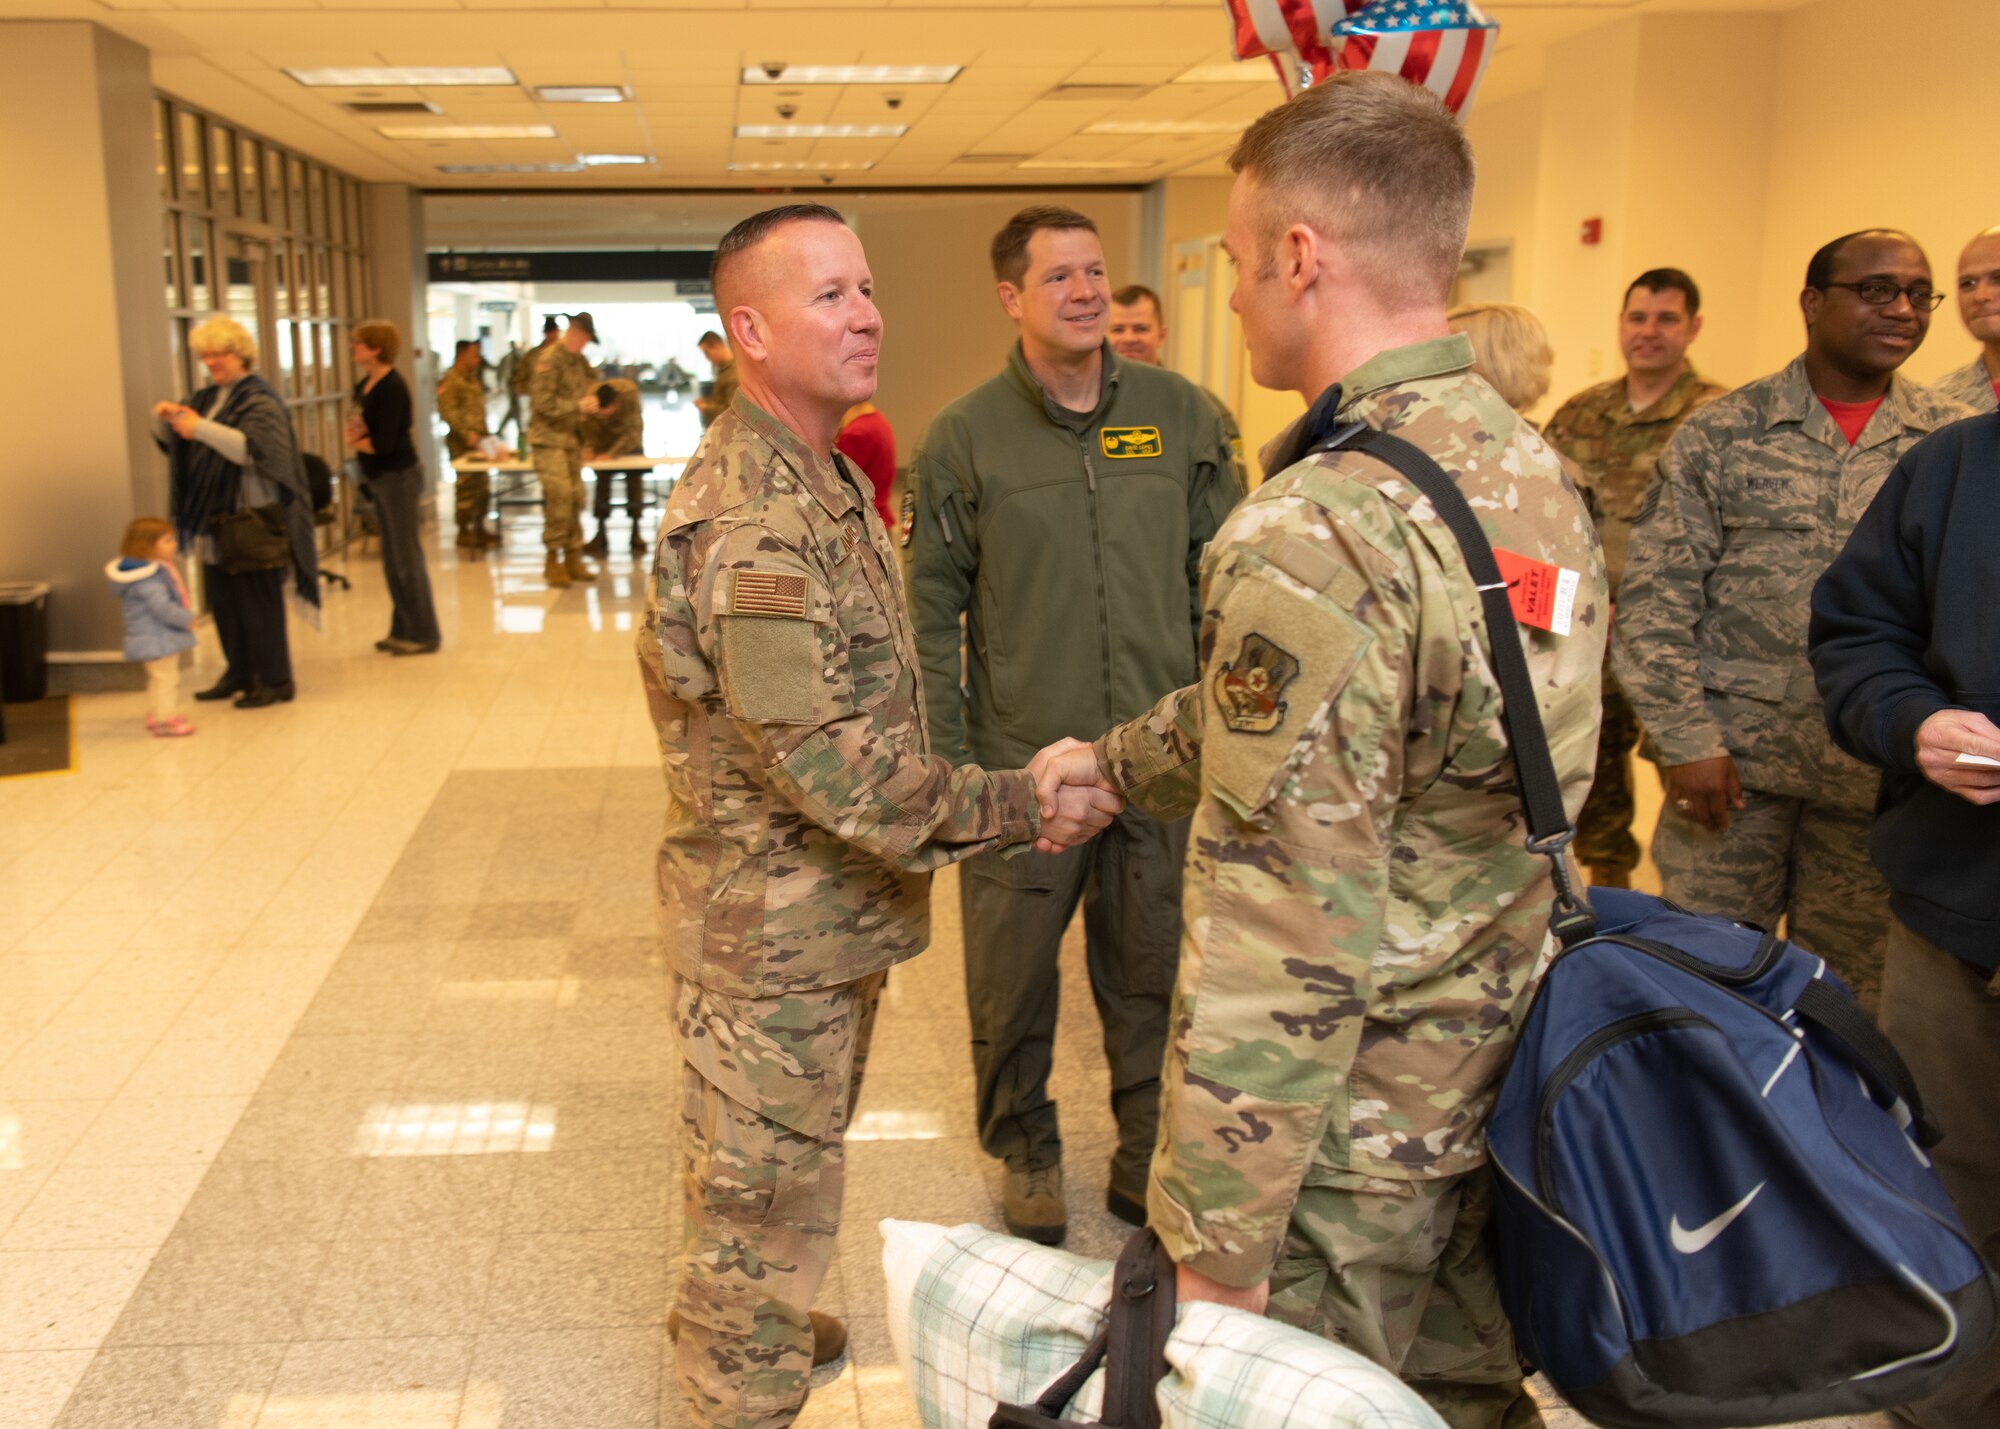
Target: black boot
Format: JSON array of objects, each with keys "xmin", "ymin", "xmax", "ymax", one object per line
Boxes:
[
  {"xmin": 234, "ymin": 680, "xmax": 297, "ymax": 709},
  {"xmin": 194, "ymin": 676, "xmax": 245, "ymax": 702}
]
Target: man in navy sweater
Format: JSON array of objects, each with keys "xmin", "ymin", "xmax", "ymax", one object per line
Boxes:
[{"xmin": 1809, "ymin": 409, "xmax": 2000, "ymax": 1429}]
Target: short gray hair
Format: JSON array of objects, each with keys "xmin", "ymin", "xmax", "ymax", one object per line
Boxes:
[
  {"xmin": 1230, "ymin": 71, "xmax": 1474, "ymax": 304},
  {"xmin": 711, "ymin": 204, "xmax": 849, "ymax": 312}
]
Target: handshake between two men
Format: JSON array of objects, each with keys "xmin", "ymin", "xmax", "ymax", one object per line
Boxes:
[{"xmin": 1025, "ymin": 738, "xmax": 1126, "ymax": 854}]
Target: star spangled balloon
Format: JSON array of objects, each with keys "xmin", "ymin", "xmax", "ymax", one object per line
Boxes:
[{"xmin": 1222, "ymin": 0, "xmax": 1498, "ymax": 115}]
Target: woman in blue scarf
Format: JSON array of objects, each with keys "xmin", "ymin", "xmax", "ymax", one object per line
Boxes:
[{"xmin": 154, "ymin": 317, "xmax": 320, "ymax": 708}]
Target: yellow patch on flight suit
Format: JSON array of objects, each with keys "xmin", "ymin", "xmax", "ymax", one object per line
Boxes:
[
  {"xmin": 1099, "ymin": 427, "xmax": 1163, "ymax": 460},
  {"xmin": 1205, "ymin": 570, "xmax": 1371, "ymax": 819},
  {"xmin": 719, "ymin": 566, "xmax": 824, "ymax": 725}
]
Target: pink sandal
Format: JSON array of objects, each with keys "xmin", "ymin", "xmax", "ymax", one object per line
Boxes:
[{"xmin": 146, "ymin": 715, "xmax": 196, "ymax": 737}]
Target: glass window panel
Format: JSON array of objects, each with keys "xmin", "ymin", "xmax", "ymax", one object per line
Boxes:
[
  {"xmin": 275, "ymin": 242, "xmax": 295, "ymax": 316},
  {"xmin": 163, "ymin": 210, "xmax": 182, "ymax": 311},
  {"xmin": 275, "ymin": 322, "xmax": 296, "ymax": 399},
  {"xmin": 265, "ymin": 146, "xmax": 287, "ymax": 228},
  {"xmin": 287, "ymin": 156, "xmax": 307, "ymax": 236},
  {"xmin": 167, "ymin": 320, "xmax": 188, "ymax": 400},
  {"xmin": 185, "ymin": 216, "xmax": 210, "ymax": 313},
  {"xmin": 314, "ymin": 245, "xmax": 331, "ymax": 315},
  {"xmin": 325, "ymin": 177, "xmax": 343, "ymax": 245},
  {"xmin": 155, "ymin": 100, "xmax": 171, "ymax": 200},
  {"xmin": 347, "ymin": 183, "xmax": 364, "ymax": 250},
  {"xmin": 238, "ymin": 136, "xmax": 263, "ymax": 222},
  {"xmin": 176, "ymin": 109, "xmax": 206, "ymax": 208},
  {"xmin": 329, "ymin": 244, "xmax": 346, "ymax": 316},
  {"xmin": 309, "ymin": 168, "xmax": 327, "ymax": 238},
  {"xmin": 210, "ymin": 125, "xmax": 235, "ymax": 215},
  {"xmin": 319, "ymin": 328, "xmax": 338, "ymax": 402}
]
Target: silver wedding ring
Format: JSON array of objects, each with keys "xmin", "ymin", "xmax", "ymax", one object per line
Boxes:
[{"xmin": 1675, "ymin": 798, "xmax": 1693, "ymax": 811}]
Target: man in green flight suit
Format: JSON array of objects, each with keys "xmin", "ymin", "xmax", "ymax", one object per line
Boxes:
[{"xmin": 906, "ymin": 205, "xmax": 1243, "ymax": 1247}]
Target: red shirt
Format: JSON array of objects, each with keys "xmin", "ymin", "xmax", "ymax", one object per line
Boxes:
[
  {"xmin": 836, "ymin": 409, "xmax": 898, "ymax": 530},
  {"xmin": 1819, "ymin": 395, "xmax": 1883, "ymax": 445}
]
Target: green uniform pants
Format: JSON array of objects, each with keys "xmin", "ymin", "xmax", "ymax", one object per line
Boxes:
[
  {"xmin": 1649, "ymin": 787, "xmax": 1890, "ymax": 1011},
  {"xmin": 531, "ymin": 444, "xmax": 585, "ymax": 552},
  {"xmin": 453, "ymin": 467, "xmax": 490, "ymax": 537},
  {"xmin": 959, "ymin": 805, "xmax": 1186, "ymax": 1191},
  {"xmin": 1574, "ymin": 670, "xmax": 1642, "ymax": 877},
  {"xmin": 673, "ymin": 971, "xmax": 882, "ymax": 1429},
  {"xmin": 1270, "ymin": 1168, "xmax": 1542, "ymax": 1429}
]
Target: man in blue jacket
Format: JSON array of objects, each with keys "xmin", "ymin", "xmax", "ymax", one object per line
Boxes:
[{"xmin": 1809, "ymin": 409, "xmax": 2000, "ymax": 1429}]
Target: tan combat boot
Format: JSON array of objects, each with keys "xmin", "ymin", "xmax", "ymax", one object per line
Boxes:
[
  {"xmin": 544, "ymin": 551, "xmax": 571, "ymax": 589},
  {"xmin": 563, "ymin": 547, "xmax": 598, "ymax": 582},
  {"xmin": 1001, "ymin": 1162, "xmax": 1067, "ymax": 1246}
]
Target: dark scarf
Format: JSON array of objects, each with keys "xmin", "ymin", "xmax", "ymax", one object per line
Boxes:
[{"xmin": 167, "ymin": 372, "xmax": 322, "ymax": 616}]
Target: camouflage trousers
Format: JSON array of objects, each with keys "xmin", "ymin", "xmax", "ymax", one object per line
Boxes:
[
  {"xmin": 672, "ymin": 971, "xmax": 883, "ymax": 1429},
  {"xmin": 531, "ymin": 444, "xmax": 585, "ymax": 552},
  {"xmin": 1269, "ymin": 1168, "xmax": 1542, "ymax": 1429},
  {"xmin": 453, "ymin": 466, "xmax": 490, "ymax": 536},
  {"xmin": 1650, "ymin": 787, "xmax": 1890, "ymax": 1012},
  {"xmin": 1574, "ymin": 672, "xmax": 1642, "ymax": 876}
]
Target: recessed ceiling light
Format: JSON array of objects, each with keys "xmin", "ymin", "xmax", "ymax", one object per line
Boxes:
[
  {"xmin": 1084, "ymin": 120, "xmax": 1246, "ymax": 136},
  {"xmin": 727, "ymin": 160, "xmax": 877, "ymax": 171},
  {"xmin": 287, "ymin": 67, "xmax": 516, "ymax": 87},
  {"xmin": 577, "ymin": 153, "xmax": 652, "ymax": 166},
  {"xmin": 437, "ymin": 163, "xmax": 586, "ymax": 174},
  {"xmin": 741, "ymin": 65, "xmax": 960, "ymax": 86},
  {"xmin": 1016, "ymin": 159, "xmax": 1156, "ymax": 170},
  {"xmin": 534, "ymin": 85, "xmax": 629, "ymax": 103},
  {"xmin": 734, "ymin": 124, "xmax": 906, "ymax": 139},
  {"xmin": 1173, "ymin": 62, "xmax": 1281, "ymax": 84},
  {"xmin": 380, "ymin": 125, "xmax": 558, "ymax": 140}
]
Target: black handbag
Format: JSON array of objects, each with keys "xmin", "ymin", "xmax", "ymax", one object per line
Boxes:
[
  {"xmin": 208, "ymin": 503, "xmax": 291, "ymax": 573},
  {"xmin": 990, "ymin": 1228, "xmax": 1176, "ymax": 1429}
]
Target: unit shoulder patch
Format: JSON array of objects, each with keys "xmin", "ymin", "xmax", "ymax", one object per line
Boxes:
[
  {"xmin": 1100, "ymin": 426, "xmax": 1163, "ymax": 460},
  {"xmin": 1213, "ymin": 632, "xmax": 1300, "ymax": 734}
]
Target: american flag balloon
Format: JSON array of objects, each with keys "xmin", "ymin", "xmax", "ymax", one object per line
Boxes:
[{"xmin": 1223, "ymin": 0, "xmax": 1498, "ymax": 116}]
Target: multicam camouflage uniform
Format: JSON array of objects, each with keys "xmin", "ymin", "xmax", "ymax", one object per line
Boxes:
[
  {"xmin": 1935, "ymin": 355, "xmax": 1998, "ymax": 412},
  {"xmin": 583, "ymin": 376, "xmax": 648, "ymax": 524},
  {"xmin": 1093, "ymin": 335, "xmax": 1607, "ymax": 1429},
  {"xmin": 436, "ymin": 365, "xmax": 492, "ymax": 542},
  {"xmin": 528, "ymin": 343, "xmax": 596, "ymax": 554},
  {"xmin": 1543, "ymin": 366, "xmax": 1727, "ymax": 878},
  {"xmin": 637, "ymin": 393, "xmax": 1042, "ymax": 1429},
  {"xmin": 1613, "ymin": 357, "xmax": 1971, "ymax": 1010}
]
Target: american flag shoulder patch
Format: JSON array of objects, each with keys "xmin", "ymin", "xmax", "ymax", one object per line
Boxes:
[{"xmin": 730, "ymin": 568, "xmax": 811, "ymax": 619}]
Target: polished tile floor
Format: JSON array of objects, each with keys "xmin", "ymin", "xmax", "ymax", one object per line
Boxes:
[{"xmin": 0, "ymin": 501, "xmax": 1891, "ymax": 1428}]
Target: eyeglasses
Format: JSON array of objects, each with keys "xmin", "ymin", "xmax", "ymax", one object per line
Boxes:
[{"xmin": 1819, "ymin": 280, "xmax": 1946, "ymax": 311}]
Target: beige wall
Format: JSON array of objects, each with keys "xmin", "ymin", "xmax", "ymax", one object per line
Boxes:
[{"xmin": 0, "ymin": 22, "xmax": 168, "ymax": 657}]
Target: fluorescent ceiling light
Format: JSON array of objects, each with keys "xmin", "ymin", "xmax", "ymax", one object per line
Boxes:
[
  {"xmin": 437, "ymin": 163, "xmax": 585, "ymax": 173},
  {"xmin": 728, "ymin": 160, "xmax": 876, "ymax": 171},
  {"xmin": 578, "ymin": 153, "xmax": 652, "ymax": 165},
  {"xmin": 287, "ymin": 66, "xmax": 516, "ymax": 87},
  {"xmin": 534, "ymin": 85, "xmax": 629, "ymax": 103},
  {"xmin": 735, "ymin": 124, "xmax": 906, "ymax": 139},
  {"xmin": 1084, "ymin": 120, "xmax": 1246, "ymax": 135},
  {"xmin": 1173, "ymin": 62, "xmax": 1281, "ymax": 84},
  {"xmin": 1016, "ymin": 159, "xmax": 1156, "ymax": 170},
  {"xmin": 381, "ymin": 124, "xmax": 558, "ymax": 140},
  {"xmin": 741, "ymin": 65, "xmax": 960, "ymax": 85}
]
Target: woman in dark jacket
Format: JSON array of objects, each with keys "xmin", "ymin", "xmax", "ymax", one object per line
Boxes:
[
  {"xmin": 154, "ymin": 316, "xmax": 320, "ymax": 708},
  {"xmin": 345, "ymin": 319, "xmax": 441, "ymax": 654}
]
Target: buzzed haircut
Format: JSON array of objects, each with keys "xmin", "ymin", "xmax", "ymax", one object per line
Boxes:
[
  {"xmin": 1806, "ymin": 229, "xmax": 1917, "ymax": 289},
  {"xmin": 595, "ymin": 382, "xmax": 619, "ymax": 407},
  {"xmin": 454, "ymin": 338, "xmax": 480, "ymax": 356},
  {"xmin": 1111, "ymin": 284, "xmax": 1162, "ymax": 314},
  {"xmin": 697, "ymin": 331, "xmax": 723, "ymax": 347},
  {"xmin": 1624, "ymin": 268, "xmax": 1701, "ymax": 317},
  {"xmin": 710, "ymin": 203, "xmax": 849, "ymax": 311},
  {"xmin": 1228, "ymin": 70, "xmax": 1474, "ymax": 305},
  {"xmin": 992, "ymin": 205, "xmax": 1099, "ymax": 287}
]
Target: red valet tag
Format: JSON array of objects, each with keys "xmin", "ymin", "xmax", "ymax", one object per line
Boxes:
[{"xmin": 1492, "ymin": 548, "xmax": 1579, "ymax": 636}]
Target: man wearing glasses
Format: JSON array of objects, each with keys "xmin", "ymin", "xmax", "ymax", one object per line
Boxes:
[{"xmin": 1614, "ymin": 230, "xmax": 1972, "ymax": 1010}]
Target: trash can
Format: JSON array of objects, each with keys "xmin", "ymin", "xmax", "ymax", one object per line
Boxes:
[{"xmin": 0, "ymin": 582, "xmax": 51, "ymax": 704}]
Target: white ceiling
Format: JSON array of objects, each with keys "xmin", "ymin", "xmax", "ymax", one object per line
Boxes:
[{"xmin": 7, "ymin": 0, "xmax": 1809, "ymax": 190}]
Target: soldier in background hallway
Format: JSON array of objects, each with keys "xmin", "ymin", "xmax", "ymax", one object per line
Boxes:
[
  {"xmin": 507, "ymin": 314, "xmax": 560, "ymax": 440},
  {"xmin": 1939, "ymin": 226, "xmax": 2000, "ymax": 412},
  {"xmin": 695, "ymin": 330, "xmax": 739, "ymax": 429},
  {"xmin": 437, "ymin": 339, "xmax": 499, "ymax": 552},
  {"xmin": 581, "ymin": 378, "xmax": 648, "ymax": 558},
  {"xmin": 638, "ymin": 204, "xmax": 1118, "ymax": 1429},
  {"xmin": 1107, "ymin": 283, "xmax": 1248, "ymax": 482},
  {"xmin": 528, "ymin": 313, "xmax": 603, "ymax": 590},
  {"xmin": 1614, "ymin": 230, "xmax": 1972, "ymax": 1011},
  {"xmin": 1544, "ymin": 269, "xmax": 1728, "ymax": 886}
]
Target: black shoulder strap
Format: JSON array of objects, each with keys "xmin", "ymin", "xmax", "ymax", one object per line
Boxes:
[
  {"xmin": 1794, "ymin": 978, "xmax": 1944, "ymax": 1147},
  {"xmin": 1318, "ymin": 422, "xmax": 1597, "ymax": 946}
]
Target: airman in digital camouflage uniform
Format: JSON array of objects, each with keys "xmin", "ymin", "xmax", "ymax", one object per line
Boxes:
[
  {"xmin": 637, "ymin": 204, "xmax": 1119, "ymax": 1429},
  {"xmin": 528, "ymin": 312, "xmax": 601, "ymax": 589},
  {"xmin": 437, "ymin": 339, "xmax": 497, "ymax": 551},
  {"xmin": 1615, "ymin": 230, "xmax": 1973, "ymax": 1011},
  {"xmin": 1037, "ymin": 75, "xmax": 1605, "ymax": 1429},
  {"xmin": 582, "ymin": 376, "xmax": 649, "ymax": 558},
  {"xmin": 1543, "ymin": 269, "xmax": 1728, "ymax": 886},
  {"xmin": 1938, "ymin": 226, "xmax": 2000, "ymax": 413}
]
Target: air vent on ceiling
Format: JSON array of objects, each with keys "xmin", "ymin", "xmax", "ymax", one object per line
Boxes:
[
  {"xmin": 345, "ymin": 100, "xmax": 441, "ymax": 116},
  {"xmin": 1043, "ymin": 84, "xmax": 1154, "ymax": 102},
  {"xmin": 954, "ymin": 153, "xmax": 1034, "ymax": 165}
]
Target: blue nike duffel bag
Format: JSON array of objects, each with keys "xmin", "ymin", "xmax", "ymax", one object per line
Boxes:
[{"xmin": 1488, "ymin": 887, "xmax": 1999, "ymax": 1428}]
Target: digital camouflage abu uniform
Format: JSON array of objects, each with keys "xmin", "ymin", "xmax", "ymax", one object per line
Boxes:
[
  {"xmin": 1936, "ymin": 355, "xmax": 1998, "ymax": 412},
  {"xmin": 1613, "ymin": 357, "xmax": 1971, "ymax": 1011},
  {"xmin": 436, "ymin": 365, "xmax": 492, "ymax": 542},
  {"xmin": 583, "ymin": 376, "xmax": 648, "ymax": 525},
  {"xmin": 528, "ymin": 343, "xmax": 597, "ymax": 554},
  {"xmin": 1093, "ymin": 335, "xmax": 1607, "ymax": 1429},
  {"xmin": 1543, "ymin": 366, "xmax": 1727, "ymax": 878},
  {"xmin": 637, "ymin": 393, "xmax": 1042, "ymax": 1429}
]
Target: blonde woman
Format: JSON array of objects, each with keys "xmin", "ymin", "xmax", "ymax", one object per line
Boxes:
[
  {"xmin": 153, "ymin": 316, "xmax": 318, "ymax": 708},
  {"xmin": 1447, "ymin": 302, "xmax": 1556, "ymax": 417}
]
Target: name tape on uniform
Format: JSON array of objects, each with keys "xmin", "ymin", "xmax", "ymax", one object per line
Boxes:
[{"xmin": 1492, "ymin": 548, "xmax": 1579, "ymax": 636}]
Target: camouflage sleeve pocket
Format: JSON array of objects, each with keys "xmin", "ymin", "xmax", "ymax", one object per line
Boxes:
[{"xmin": 1203, "ymin": 571, "xmax": 1371, "ymax": 820}]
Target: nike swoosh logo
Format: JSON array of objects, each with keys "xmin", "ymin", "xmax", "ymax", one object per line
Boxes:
[{"xmin": 1670, "ymin": 1182, "xmax": 1766, "ymax": 1254}]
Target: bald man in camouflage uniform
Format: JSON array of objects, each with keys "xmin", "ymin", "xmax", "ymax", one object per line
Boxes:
[
  {"xmin": 1938, "ymin": 226, "xmax": 2000, "ymax": 413},
  {"xmin": 639, "ymin": 204, "xmax": 1116, "ymax": 1429},
  {"xmin": 529, "ymin": 313, "xmax": 600, "ymax": 589},
  {"xmin": 1615, "ymin": 230, "xmax": 1971, "ymax": 1010}
]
